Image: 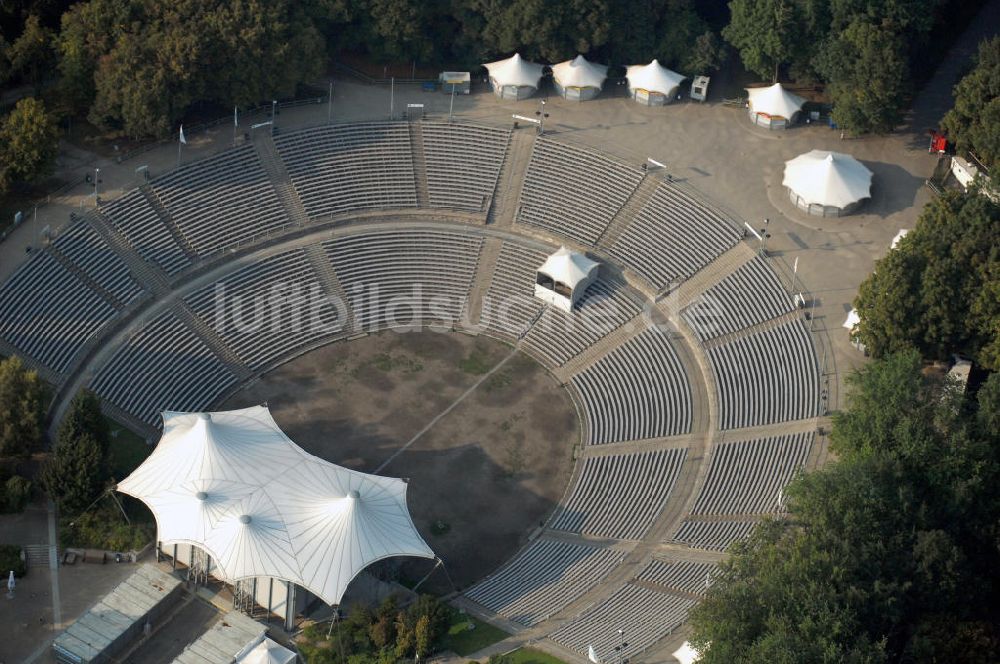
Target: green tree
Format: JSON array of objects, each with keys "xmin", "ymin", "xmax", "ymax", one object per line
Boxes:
[
  {"xmin": 683, "ymin": 31, "xmax": 726, "ymax": 75},
  {"xmin": 58, "ymin": 389, "xmax": 110, "ymax": 466},
  {"xmin": 0, "ymin": 356, "xmax": 45, "ymax": 458},
  {"xmin": 722, "ymin": 0, "xmax": 802, "ymax": 82},
  {"xmin": 854, "ymin": 191, "xmax": 1000, "ymax": 368},
  {"xmin": 414, "ymin": 614, "xmax": 432, "ymax": 658},
  {"xmin": 394, "ymin": 611, "xmax": 413, "ymax": 659},
  {"xmin": 7, "ymin": 15, "xmax": 55, "ymax": 91},
  {"xmin": 942, "ymin": 36, "xmax": 1000, "ymax": 172},
  {"xmin": 0, "ymin": 96, "xmax": 60, "ymax": 193},
  {"xmin": 479, "ymin": 0, "xmax": 611, "ymax": 63},
  {"xmin": 690, "ymin": 353, "xmax": 1000, "ymax": 662},
  {"xmin": 815, "ymin": 18, "xmax": 909, "ymax": 133},
  {"xmin": 42, "ymin": 432, "xmax": 107, "ymax": 513}
]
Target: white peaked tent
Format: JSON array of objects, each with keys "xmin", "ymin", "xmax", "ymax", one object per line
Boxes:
[
  {"xmin": 535, "ymin": 246, "xmax": 600, "ymax": 312},
  {"xmin": 746, "ymin": 83, "xmax": 805, "ymax": 129},
  {"xmin": 483, "ymin": 53, "xmax": 545, "ymax": 100},
  {"xmin": 843, "ymin": 309, "xmax": 860, "ymax": 330},
  {"xmin": 239, "ymin": 638, "xmax": 296, "ymax": 664},
  {"xmin": 552, "ymin": 55, "xmax": 607, "ymax": 100},
  {"xmin": 117, "ymin": 407, "xmax": 434, "ymax": 611},
  {"xmin": 891, "ymin": 228, "xmax": 909, "ymax": 249},
  {"xmin": 672, "ymin": 642, "xmax": 701, "ymax": 664},
  {"xmin": 783, "ymin": 150, "xmax": 874, "ymax": 217},
  {"xmin": 626, "ymin": 59, "xmax": 686, "ymax": 105}
]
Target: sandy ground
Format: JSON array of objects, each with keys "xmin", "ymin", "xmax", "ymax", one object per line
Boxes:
[{"xmin": 223, "ymin": 331, "xmax": 577, "ymax": 592}]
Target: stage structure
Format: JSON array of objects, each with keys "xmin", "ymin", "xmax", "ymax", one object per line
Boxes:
[
  {"xmin": 535, "ymin": 246, "xmax": 600, "ymax": 312},
  {"xmin": 117, "ymin": 406, "xmax": 435, "ymax": 630}
]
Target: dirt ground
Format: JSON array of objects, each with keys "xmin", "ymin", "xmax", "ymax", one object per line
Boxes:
[{"xmin": 222, "ymin": 330, "xmax": 578, "ymax": 592}]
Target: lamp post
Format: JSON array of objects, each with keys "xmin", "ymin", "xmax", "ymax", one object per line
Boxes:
[
  {"xmin": 94, "ymin": 167, "xmax": 100, "ymax": 199},
  {"xmin": 535, "ymin": 99, "xmax": 549, "ymax": 135},
  {"xmin": 448, "ymin": 83, "xmax": 456, "ymax": 122},
  {"xmin": 328, "ymin": 81, "xmax": 333, "ymax": 123},
  {"xmin": 614, "ymin": 629, "xmax": 626, "ymax": 664},
  {"xmin": 271, "ymin": 100, "xmax": 277, "ymax": 130}
]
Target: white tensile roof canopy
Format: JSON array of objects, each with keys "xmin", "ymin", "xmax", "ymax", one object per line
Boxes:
[
  {"xmin": 482, "ymin": 52, "xmax": 545, "ymax": 89},
  {"xmin": 117, "ymin": 406, "xmax": 434, "ymax": 606},
  {"xmin": 552, "ymin": 55, "xmax": 608, "ymax": 89},
  {"xmin": 239, "ymin": 638, "xmax": 296, "ymax": 664},
  {"xmin": 783, "ymin": 150, "xmax": 874, "ymax": 208},
  {"xmin": 746, "ymin": 83, "xmax": 805, "ymax": 119},
  {"xmin": 626, "ymin": 59, "xmax": 686, "ymax": 95},
  {"xmin": 538, "ymin": 246, "xmax": 600, "ymax": 288}
]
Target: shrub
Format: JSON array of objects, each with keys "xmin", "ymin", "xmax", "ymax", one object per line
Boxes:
[
  {"xmin": 1, "ymin": 475, "xmax": 32, "ymax": 512},
  {"xmin": 0, "ymin": 544, "xmax": 26, "ymax": 577}
]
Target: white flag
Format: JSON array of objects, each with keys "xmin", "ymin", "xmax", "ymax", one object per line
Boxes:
[
  {"xmin": 179, "ymin": 125, "xmax": 187, "ymax": 145},
  {"xmin": 793, "ymin": 256, "xmax": 799, "ymax": 274},
  {"xmin": 588, "ymin": 645, "xmax": 600, "ymax": 663},
  {"xmin": 234, "ymin": 106, "xmax": 238, "ymax": 127}
]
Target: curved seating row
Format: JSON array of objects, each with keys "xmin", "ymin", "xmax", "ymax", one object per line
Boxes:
[
  {"xmin": 550, "ymin": 448, "xmax": 687, "ymax": 540},
  {"xmin": 572, "ymin": 328, "xmax": 692, "ymax": 444},
  {"xmin": 100, "ymin": 189, "xmax": 191, "ymax": 275},
  {"xmin": 421, "ymin": 122, "xmax": 509, "ymax": 211},
  {"xmin": 51, "ymin": 219, "xmax": 144, "ymax": 306}
]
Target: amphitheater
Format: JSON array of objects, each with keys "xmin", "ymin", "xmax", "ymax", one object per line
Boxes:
[{"xmin": 0, "ymin": 119, "xmax": 832, "ymax": 662}]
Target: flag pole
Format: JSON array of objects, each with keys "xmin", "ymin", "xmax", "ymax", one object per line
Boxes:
[{"xmin": 233, "ymin": 106, "xmax": 238, "ymax": 146}]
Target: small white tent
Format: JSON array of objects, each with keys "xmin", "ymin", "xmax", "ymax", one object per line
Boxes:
[
  {"xmin": 783, "ymin": 150, "xmax": 873, "ymax": 216},
  {"xmin": 843, "ymin": 309, "xmax": 860, "ymax": 331},
  {"xmin": 672, "ymin": 641, "xmax": 701, "ymax": 664},
  {"xmin": 239, "ymin": 638, "xmax": 296, "ymax": 664},
  {"xmin": 118, "ymin": 407, "xmax": 434, "ymax": 621},
  {"xmin": 746, "ymin": 83, "xmax": 805, "ymax": 129},
  {"xmin": 535, "ymin": 246, "xmax": 600, "ymax": 312},
  {"xmin": 891, "ymin": 228, "xmax": 909, "ymax": 249},
  {"xmin": 483, "ymin": 53, "xmax": 545, "ymax": 100},
  {"xmin": 626, "ymin": 60, "xmax": 686, "ymax": 105},
  {"xmin": 552, "ymin": 55, "xmax": 607, "ymax": 101}
]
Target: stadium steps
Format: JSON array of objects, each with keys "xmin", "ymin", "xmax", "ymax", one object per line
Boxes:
[
  {"xmin": 408, "ymin": 122, "xmax": 431, "ymax": 207},
  {"xmin": 462, "ymin": 236, "xmax": 504, "ymax": 328},
  {"xmin": 23, "ymin": 544, "xmax": 55, "ymax": 569},
  {"xmin": 0, "ymin": 336, "xmax": 64, "ymax": 385},
  {"xmin": 552, "ymin": 313, "xmax": 648, "ymax": 383},
  {"xmin": 303, "ymin": 243, "xmax": 357, "ymax": 334},
  {"xmin": 252, "ymin": 132, "xmax": 311, "ymax": 226},
  {"xmin": 657, "ymin": 241, "xmax": 756, "ymax": 310},
  {"xmin": 701, "ymin": 309, "xmax": 804, "ymax": 351},
  {"xmin": 139, "ymin": 185, "xmax": 200, "ymax": 260},
  {"xmin": 597, "ymin": 172, "xmax": 664, "ymax": 249},
  {"xmin": 488, "ymin": 130, "xmax": 535, "ymax": 227},
  {"xmin": 46, "ymin": 243, "xmax": 127, "ymax": 311},
  {"xmin": 169, "ymin": 302, "xmax": 253, "ymax": 381},
  {"xmin": 84, "ymin": 211, "xmax": 172, "ymax": 296}
]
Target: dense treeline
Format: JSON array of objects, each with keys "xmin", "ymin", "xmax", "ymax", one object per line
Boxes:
[
  {"xmin": 690, "ymin": 351, "xmax": 1000, "ymax": 662},
  {"xmin": 855, "ymin": 190, "xmax": 1000, "ymax": 371},
  {"xmin": 943, "ymin": 36, "xmax": 1000, "ymax": 173}
]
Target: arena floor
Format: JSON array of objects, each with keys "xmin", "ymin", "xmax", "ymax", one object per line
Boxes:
[{"xmin": 222, "ymin": 330, "xmax": 578, "ymax": 591}]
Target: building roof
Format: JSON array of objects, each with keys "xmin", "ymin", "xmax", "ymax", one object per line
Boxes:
[
  {"xmin": 626, "ymin": 59, "xmax": 686, "ymax": 95},
  {"xmin": 782, "ymin": 150, "xmax": 873, "ymax": 208},
  {"xmin": 552, "ymin": 55, "xmax": 608, "ymax": 89},
  {"xmin": 172, "ymin": 611, "xmax": 266, "ymax": 664},
  {"xmin": 746, "ymin": 83, "xmax": 805, "ymax": 119},
  {"xmin": 118, "ymin": 406, "xmax": 434, "ymax": 606},
  {"xmin": 538, "ymin": 246, "xmax": 600, "ymax": 287},
  {"xmin": 482, "ymin": 53, "xmax": 545, "ymax": 89}
]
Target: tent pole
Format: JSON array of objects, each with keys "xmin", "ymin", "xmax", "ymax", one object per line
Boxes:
[{"xmin": 411, "ymin": 558, "xmax": 443, "ymax": 593}]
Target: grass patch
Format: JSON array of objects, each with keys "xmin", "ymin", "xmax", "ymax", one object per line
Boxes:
[
  {"xmin": 459, "ymin": 346, "xmax": 496, "ymax": 375},
  {"xmin": 105, "ymin": 417, "xmax": 151, "ymax": 479},
  {"xmin": 504, "ymin": 648, "xmax": 568, "ymax": 664},
  {"xmin": 443, "ymin": 614, "xmax": 509, "ymax": 656},
  {"xmin": 484, "ymin": 370, "xmax": 512, "ymax": 393},
  {"xmin": 355, "ymin": 352, "xmax": 424, "ymax": 375}
]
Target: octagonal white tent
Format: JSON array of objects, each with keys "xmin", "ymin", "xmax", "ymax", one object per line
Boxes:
[
  {"xmin": 483, "ymin": 53, "xmax": 545, "ymax": 100},
  {"xmin": 118, "ymin": 406, "xmax": 434, "ymax": 614},
  {"xmin": 783, "ymin": 150, "xmax": 873, "ymax": 217},
  {"xmin": 626, "ymin": 59, "xmax": 686, "ymax": 105},
  {"xmin": 552, "ymin": 55, "xmax": 607, "ymax": 101},
  {"xmin": 535, "ymin": 246, "xmax": 600, "ymax": 312},
  {"xmin": 746, "ymin": 83, "xmax": 805, "ymax": 129}
]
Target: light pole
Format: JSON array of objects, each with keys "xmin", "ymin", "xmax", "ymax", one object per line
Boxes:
[
  {"xmin": 94, "ymin": 167, "xmax": 100, "ymax": 199},
  {"xmin": 271, "ymin": 100, "xmax": 277, "ymax": 130},
  {"xmin": 535, "ymin": 99, "xmax": 549, "ymax": 135},
  {"xmin": 448, "ymin": 83, "xmax": 456, "ymax": 122},
  {"xmin": 615, "ymin": 629, "xmax": 626, "ymax": 664},
  {"xmin": 328, "ymin": 81, "xmax": 333, "ymax": 123}
]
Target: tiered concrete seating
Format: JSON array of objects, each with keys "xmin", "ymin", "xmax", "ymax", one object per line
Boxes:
[
  {"xmin": 152, "ymin": 145, "xmax": 285, "ymax": 255},
  {"xmin": 91, "ymin": 311, "xmax": 237, "ymax": 426},
  {"xmin": 464, "ymin": 538, "xmax": 625, "ymax": 626},
  {"xmin": 636, "ymin": 558, "xmax": 716, "ymax": 596},
  {"xmin": 572, "ymin": 329, "xmax": 692, "ymax": 444},
  {"xmin": 682, "ymin": 257, "xmax": 794, "ymax": 341},
  {"xmin": 670, "ymin": 519, "xmax": 758, "ymax": 552},
  {"xmin": 0, "ymin": 250, "xmax": 116, "ymax": 374},
  {"xmin": 608, "ymin": 183, "xmax": 741, "ymax": 290},
  {"xmin": 550, "ymin": 449, "xmax": 687, "ymax": 540},
  {"xmin": 52, "ymin": 220, "xmax": 144, "ymax": 305},
  {"xmin": 100, "ymin": 189, "xmax": 190, "ymax": 275},
  {"xmin": 421, "ymin": 123, "xmax": 509, "ymax": 210},
  {"xmin": 275, "ymin": 123, "xmax": 417, "ymax": 218},
  {"xmin": 184, "ymin": 248, "xmax": 346, "ymax": 371},
  {"xmin": 518, "ymin": 138, "xmax": 643, "ymax": 245},
  {"xmin": 324, "ymin": 230, "xmax": 482, "ymax": 331},
  {"xmin": 708, "ymin": 318, "xmax": 820, "ymax": 429},
  {"xmin": 479, "ymin": 242, "xmax": 548, "ymax": 340}
]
